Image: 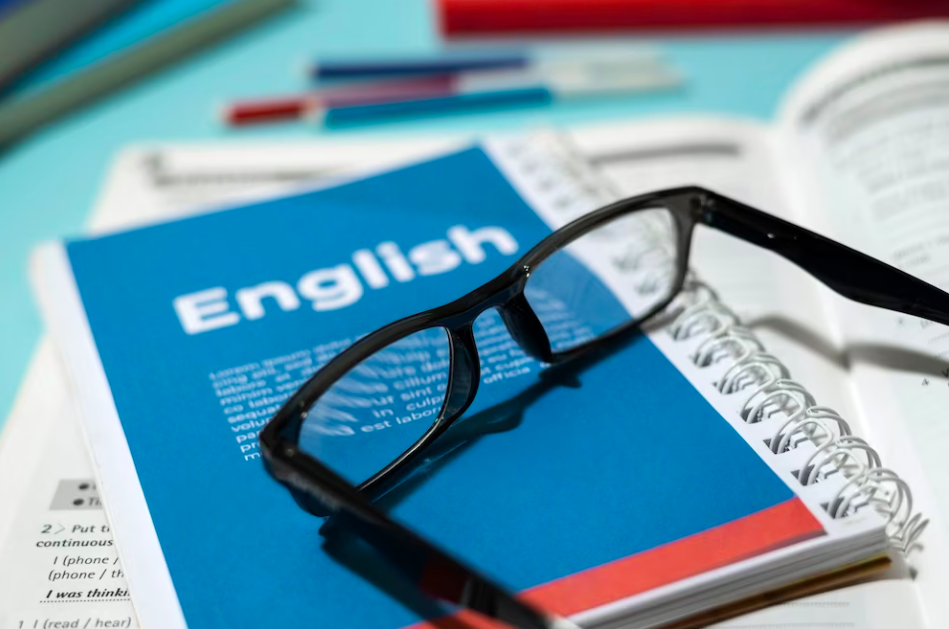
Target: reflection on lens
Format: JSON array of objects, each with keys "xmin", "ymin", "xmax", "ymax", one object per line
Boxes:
[
  {"xmin": 299, "ymin": 327, "xmax": 451, "ymax": 485},
  {"xmin": 525, "ymin": 207, "xmax": 679, "ymax": 353}
]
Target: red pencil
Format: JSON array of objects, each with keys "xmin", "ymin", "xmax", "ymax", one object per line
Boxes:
[{"xmin": 223, "ymin": 75, "xmax": 456, "ymax": 125}]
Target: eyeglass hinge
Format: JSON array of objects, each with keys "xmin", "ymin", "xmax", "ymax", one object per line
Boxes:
[{"xmin": 693, "ymin": 193, "xmax": 716, "ymax": 224}]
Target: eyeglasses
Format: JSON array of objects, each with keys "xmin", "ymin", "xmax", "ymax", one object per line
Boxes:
[{"xmin": 261, "ymin": 185, "xmax": 949, "ymax": 629}]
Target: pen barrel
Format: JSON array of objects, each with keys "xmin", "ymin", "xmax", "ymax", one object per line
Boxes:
[
  {"xmin": 312, "ymin": 55, "xmax": 528, "ymax": 79},
  {"xmin": 323, "ymin": 87, "xmax": 552, "ymax": 125},
  {"xmin": 225, "ymin": 76, "xmax": 459, "ymax": 125},
  {"xmin": 225, "ymin": 96, "xmax": 317, "ymax": 125}
]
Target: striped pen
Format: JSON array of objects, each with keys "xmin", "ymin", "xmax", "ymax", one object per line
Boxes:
[
  {"xmin": 224, "ymin": 61, "xmax": 682, "ymax": 126},
  {"xmin": 306, "ymin": 48, "xmax": 661, "ymax": 81}
]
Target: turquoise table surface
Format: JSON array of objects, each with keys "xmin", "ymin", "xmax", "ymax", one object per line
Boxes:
[{"xmin": 0, "ymin": 0, "xmax": 854, "ymax": 426}]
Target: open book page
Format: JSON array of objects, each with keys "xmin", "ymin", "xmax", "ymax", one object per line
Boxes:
[
  {"xmin": 0, "ymin": 341, "xmax": 66, "ymax": 549},
  {"xmin": 4, "ymin": 135, "xmax": 922, "ymax": 629},
  {"xmin": 776, "ymin": 20, "xmax": 949, "ymax": 628},
  {"xmin": 0, "ymin": 344, "xmax": 137, "ymax": 629},
  {"xmin": 709, "ymin": 579, "xmax": 922, "ymax": 629},
  {"xmin": 89, "ymin": 138, "xmax": 468, "ymax": 233}
]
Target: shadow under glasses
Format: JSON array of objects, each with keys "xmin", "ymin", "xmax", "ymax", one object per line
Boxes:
[{"xmin": 313, "ymin": 325, "xmax": 655, "ymax": 627}]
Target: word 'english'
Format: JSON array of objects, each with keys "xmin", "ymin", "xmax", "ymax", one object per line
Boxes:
[{"xmin": 173, "ymin": 224, "xmax": 519, "ymax": 334}]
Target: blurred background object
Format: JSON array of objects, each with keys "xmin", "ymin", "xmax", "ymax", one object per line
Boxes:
[
  {"xmin": 436, "ymin": 0, "xmax": 949, "ymax": 37},
  {"xmin": 0, "ymin": 0, "xmax": 294, "ymax": 149},
  {"xmin": 225, "ymin": 50, "xmax": 683, "ymax": 126},
  {"xmin": 0, "ymin": 0, "xmax": 138, "ymax": 92}
]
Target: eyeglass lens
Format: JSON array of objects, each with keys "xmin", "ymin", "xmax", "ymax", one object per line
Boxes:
[
  {"xmin": 525, "ymin": 206, "xmax": 679, "ymax": 352},
  {"xmin": 299, "ymin": 326, "xmax": 452, "ymax": 485},
  {"xmin": 296, "ymin": 206, "xmax": 681, "ymax": 486}
]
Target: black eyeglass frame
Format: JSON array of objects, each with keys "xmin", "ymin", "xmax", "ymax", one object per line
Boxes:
[{"xmin": 260, "ymin": 185, "xmax": 949, "ymax": 629}]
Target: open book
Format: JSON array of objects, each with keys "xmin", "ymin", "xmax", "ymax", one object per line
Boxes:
[
  {"xmin": 562, "ymin": 20, "xmax": 949, "ymax": 627},
  {"xmin": 28, "ymin": 129, "xmax": 911, "ymax": 629},
  {"xmin": 6, "ymin": 18, "xmax": 949, "ymax": 629}
]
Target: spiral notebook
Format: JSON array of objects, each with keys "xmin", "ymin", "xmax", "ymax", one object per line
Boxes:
[{"xmin": 28, "ymin": 131, "xmax": 924, "ymax": 629}]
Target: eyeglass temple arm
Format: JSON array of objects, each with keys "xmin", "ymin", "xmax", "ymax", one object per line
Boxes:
[
  {"xmin": 327, "ymin": 507, "xmax": 579, "ymax": 629},
  {"xmin": 267, "ymin": 439, "xmax": 574, "ymax": 628},
  {"xmin": 698, "ymin": 191, "xmax": 949, "ymax": 328}
]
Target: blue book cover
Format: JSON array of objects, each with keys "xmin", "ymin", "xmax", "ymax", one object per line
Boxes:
[{"xmin": 35, "ymin": 142, "xmax": 855, "ymax": 629}]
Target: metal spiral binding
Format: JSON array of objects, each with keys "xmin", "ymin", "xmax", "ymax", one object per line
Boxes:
[
  {"xmin": 667, "ymin": 280, "xmax": 928, "ymax": 553},
  {"xmin": 506, "ymin": 132, "xmax": 929, "ymax": 554}
]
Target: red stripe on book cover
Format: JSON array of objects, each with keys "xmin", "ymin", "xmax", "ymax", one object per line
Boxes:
[
  {"xmin": 438, "ymin": 0, "xmax": 949, "ymax": 35},
  {"xmin": 404, "ymin": 497, "xmax": 824, "ymax": 629}
]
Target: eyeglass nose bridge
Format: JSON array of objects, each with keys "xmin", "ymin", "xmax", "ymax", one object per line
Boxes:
[
  {"xmin": 439, "ymin": 283, "xmax": 553, "ymax": 422},
  {"xmin": 441, "ymin": 326, "xmax": 480, "ymax": 421},
  {"xmin": 496, "ymin": 291, "xmax": 552, "ymax": 363}
]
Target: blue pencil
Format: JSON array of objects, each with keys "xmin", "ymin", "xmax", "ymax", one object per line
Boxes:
[
  {"xmin": 324, "ymin": 87, "xmax": 552, "ymax": 124},
  {"xmin": 310, "ymin": 52, "xmax": 531, "ymax": 80}
]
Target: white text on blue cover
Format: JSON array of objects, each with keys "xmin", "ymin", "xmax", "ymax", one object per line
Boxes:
[{"xmin": 173, "ymin": 225, "xmax": 519, "ymax": 335}]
